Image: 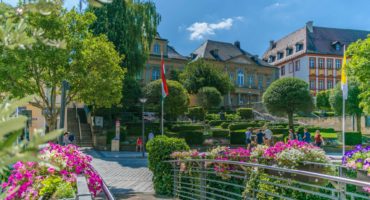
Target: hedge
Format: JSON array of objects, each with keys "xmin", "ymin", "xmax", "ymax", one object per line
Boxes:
[
  {"xmin": 187, "ymin": 107, "xmax": 206, "ymax": 121},
  {"xmin": 229, "ymin": 122, "xmax": 257, "ymax": 131},
  {"xmin": 205, "ymin": 113, "xmax": 221, "ymax": 121},
  {"xmin": 270, "ymin": 128, "xmax": 289, "ymax": 135},
  {"xmin": 146, "ymin": 136, "xmax": 189, "ymax": 195},
  {"xmin": 212, "ymin": 129, "xmax": 230, "ymax": 138},
  {"xmin": 237, "ymin": 108, "xmax": 253, "ymax": 120},
  {"xmin": 179, "ymin": 131, "xmax": 205, "ymax": 145},
  {"xmin": 344, "ymin": 132, "xmax": 362, "ymax": 145},
  {"xmin": 230, "ymin": 131, "xmax": 246, "ymax": 145},
  {"xmin": 209, "ymin": 120, "xmax": 231, "ymax": 127},
  {"xmin": 171, "ymin": 124, "xmax": 204, "ymax": 132},
  {"xmin": 221, "ymin": 122, "xmax": 231, "ymax": 129}
]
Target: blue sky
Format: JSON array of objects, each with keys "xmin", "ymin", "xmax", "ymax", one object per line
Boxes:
[{"xmin": 4, "ymin": 0, "xmax": 370, "ymax": 57}]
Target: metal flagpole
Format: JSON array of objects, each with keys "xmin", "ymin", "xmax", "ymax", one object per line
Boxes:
[
  {"xmin": 342, "ymin": 45, "xmax": 346, "ymax": 156},
  {"xmin": 161, "ymin": 98, "xmax": 164, "ymax": 135},
  {"xmin": 161, "ymin": 51, "xmax": 164, "ymax": 135}
]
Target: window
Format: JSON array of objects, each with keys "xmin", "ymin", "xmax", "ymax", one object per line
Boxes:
[
  {"xmin": 319, "ymin": 80, "xmax": 324, "ymax": 90},
  {"xmin": 295, "ymin": 60, "xmax": 300, "ymax": 71},
  {"xmin": 237, "ymin": 70, "xmax": 244, "ymax": 86},
  {"xmin": 289, "ymin": 63, "xmax": 293, "ymax": 73},
  {"xmin": 229, "ymin": 72, "xmax": 234, "ymax": 80},
  {"xmin": 266, "ymin": 77, "xmax": 271, "ymax": 87},
  {"xmin": 248, "ymin": 74, "xmax": 254, "ymax": 87},
  {"xmin": 258, "ymin": 75, "xmax": 263, "ymax": 89},
  {"xmin": 269, "ymin": 55, "xmax": 276, "ymax": 63},
  {"xmin": 310, "ymin": 80, "xmax": 315, "ymax": 89},
  {"xmin": 296, "ymin": 43, "xmax": 303, "ymax": 52},
  {"xmin": 335, "ymin": 43, "xmax": 341, "ymax": 51},
  {"xmin": 318, "ymin": 58, "xmax": 324, "ymax": 69},
  {"xmin": 335, "ymin": 59, "xmax": 341, "ymax": 69},
  {"xmin": 286, "ymin": 48, "xmax": 293, "ymax": 56},
  {"xmin": 153, "ymin": 43, "xmax": 160, "ymax": 54},
  {"xmin": 281, "ymin": 66, "xmax": 285, "ymax": 76},
  {"xmin": 309, "ymin": 57, "xmax": 315, "ymax": 69},
  {"xmin": 277, "ymin": 52, "xmax": 284, "ymax": 60},
  {"xmin": 327, "ymin": 59, "xmax": 333, "ymax": 69},
  {"xmin": 152, "ymin": 68, "xmax": 160, "ymax": 80},
  {"xmin": 327, "ymin": 80, "xmax": 333, "ymax": 89}
]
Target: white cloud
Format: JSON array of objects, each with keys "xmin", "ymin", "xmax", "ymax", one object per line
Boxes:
[
  {"xmin": 187, "ymin": 18, "xmax": 234, "ymax": 40},
  {"xmin": 264, "ymin": 2, "xmax": 288, "ymax": 11}
]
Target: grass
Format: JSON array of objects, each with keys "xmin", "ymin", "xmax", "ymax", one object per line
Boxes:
[{"xmin": 321, "ymin": 132, "xmax": 338, "ymax": 139}]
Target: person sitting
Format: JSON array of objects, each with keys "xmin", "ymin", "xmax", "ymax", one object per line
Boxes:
[
  {"xmin": 303, "ymin": 128, "xmax": 311, "ymax": 143},
  {"xmin": 136, "ymin": 137, "xmax": 143, "ymax": 152},
  {"xmin": 255, "ymin": 129, "xmax": 265, "ymax": 145}
]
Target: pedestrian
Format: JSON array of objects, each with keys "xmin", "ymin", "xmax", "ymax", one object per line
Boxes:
[
  {"xmin": 148, "ymin": 131, "xmax": 155, "ymax": 141},
  {"xmin": 136, "ymin": 137, "xmax": 143, "ymax": 152},
  {"xmin": 314, "ymin": 130, "xmax": 324, "ymax": 147},
  {"xmin": 264, "ymin": 126, "xmax": 273, "ymax": 146},
  {"xmin": 68, "ymin": 132, "xmax": 75, "ymax": 144},
  {"xmin": 255, "ymin": 129, "xmax": 265, "ymax": 145},
  {"xmin": 245, "ymin": 128, "xmax": 253, "ymax": 150},
  {"xmin": 63, "ymin": 132, "xmax": 70, "ymax": 145},
  {"xmin": 288, "ymin": 129, "xmax": 295, "ymax": 141},
  {"xmin": 303, "ymin": 128, "xmax": 311, "ymax": 143}
]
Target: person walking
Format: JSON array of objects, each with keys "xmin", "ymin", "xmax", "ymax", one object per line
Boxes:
[
  {"xmin": 288, "ymin": 129, "xmax": 295, "ymax": 141},
  {"xmin": 303, "ymin": 128, "xmax": 311, "ymax": 143},
  {"xmin": 314, "ymin": 130, "xmax": 324, "ymax": 147},
  {"xmin": 255, "ymin": 129, "xmax": 265, "ymax": 145},
  {"xmin": 245, "ymin": 128, "xmax": 253, "ymax": 150},
  {"xmin": 264, "ymin": 126, "xmax": 273, "ymax": 146},
  {"xmin": 136, "ymin": 137, "xmax": 143, "ymax": 152}
]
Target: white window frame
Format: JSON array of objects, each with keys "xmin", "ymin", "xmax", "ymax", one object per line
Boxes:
[{"xmin": 237, "ymin": 70, "xmax": 244, "ymax": 86}]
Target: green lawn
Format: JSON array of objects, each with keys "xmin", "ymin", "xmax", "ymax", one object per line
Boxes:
[{"xmin": 320, "ymin": 132, "xmax": 338, "ymax": 139}]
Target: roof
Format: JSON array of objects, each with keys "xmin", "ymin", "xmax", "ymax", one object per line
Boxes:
[
  {"xmin": 167, "ymin": 45, "xmax": 188, "ymax": 60},
  {"xmin": 192, "ymin": 40, "xmax": 272, "ymax": 67}
]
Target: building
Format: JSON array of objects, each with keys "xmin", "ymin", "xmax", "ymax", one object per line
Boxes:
[
  {"xmin": 191, "ymin": 40, "xmax": 279, "ymax": 107},
  {"xmin": 263, "ymin": 21, "xmax": 370, "ymax": 95},
  {"xmin": 139, "ymin": 34, "xmax": 188, "ymax": 84}
]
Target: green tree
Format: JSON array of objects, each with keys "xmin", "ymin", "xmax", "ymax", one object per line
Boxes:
[
  {"xmin": 0, "ymin": 4, "xmax": 125, "ymax": 129},
  {"xmin": 347, "ymin": 37, "xmax": 370, "ymax": 114},
  {"xmin": 316, "ymin": 90, "xmax": 331, "ymax": 111},
  {"xmin": 197, "ymin": 87, "xmax": 222, "ymax": 110},
  {"xmin": 144, "ymin": 80, "xmax": 189, "ymax": 120},
  {"xmin": 262, "ymin": 77, "xmax": 313, "ymax": 129},
  {"xmin": 329, "ymin": 80, "xmax": 363, "ymax": 131},
  {"xmin": 180, "ymin": 59, "xmax": 233, "ymax": 95},
  {"xmin": 89, "ymin": 0, "xmax": 160, "ymax": 75},
  {"xmin": 121, "ymin": 74, "xmax": 142, "ymax": 111}
]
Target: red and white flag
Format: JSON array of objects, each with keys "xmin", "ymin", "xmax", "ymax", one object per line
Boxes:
[{"xmin": 161, "ymin": 55, "xmax": 169, "ymax": 98}]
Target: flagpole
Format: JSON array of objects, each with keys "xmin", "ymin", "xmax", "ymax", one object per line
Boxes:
[
  {"xmin": 342, "ymin": 45, "xmax": 346, "ymax": 156},
  {"xmin": 161, "ymin": 51, "xmax": 164, "ymax": 135},
  {"xmin": 342, "ymin": 92, "xmax": 345, "ymax": 156}
]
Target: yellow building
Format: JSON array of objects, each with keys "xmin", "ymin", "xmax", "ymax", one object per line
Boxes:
[{"xmin": 191, "ymin": 40, "xmax": 279, "ymax": 107}]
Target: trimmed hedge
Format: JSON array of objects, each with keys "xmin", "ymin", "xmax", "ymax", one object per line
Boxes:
[
  {"xmin": 212, "ymin": 129, "xmax": 230, "ymax": 138},
  {"xmin": 179, "ymin": 131, "xmax": 205, "ymax": 145},
  {"xmin": 221, "ymin": 122, "xmax": 231, "ymax": 129},
  {"xmin": 270, "ymin": 128, "xmax": 289, "ymax": 135},
  {"xmin": 187, "ymin": 107, "xmax": 206, "ymax": 121},
  {"xmin": 146, "ymin": 136, "xmax": 189, "ymax": 195},
  {"xmin": 344, "ymin": 132, "xmax": 362, "ymax": 145},
  {"xmin": 205, "ymin": 113, "xmax": 220, "ymax": 121},
  {"xmin": 209, "ymin": 120, "xmax": 231, "ymax": 127},
  {"xmin": 171, "ymin": 124, "xmax": 204, "ymax": 132},
  {"xmin": 229, "ymin": 122, "xmax": 257, "ymax": 131},
  {"xmin": 237, "ymin": 108, "xmax": 253, "ymax": 120},
  {"xmin": 230, "ymin": 130, "xmax": 246, "ymax": 145}
]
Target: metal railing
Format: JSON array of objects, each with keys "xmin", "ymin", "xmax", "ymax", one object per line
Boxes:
[
  {"xmin": 90, "ymin": 165, "xmax": 115, "ymax": 200},
  {"xmin": 74, "ymin": 104, "xmax": 83, "ymax": 145},
  {"xmin": 167, "ymin": 159, "xmax": 370, "ymax": 200}
]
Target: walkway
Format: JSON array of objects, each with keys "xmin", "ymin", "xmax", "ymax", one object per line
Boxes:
[{"xmin": 86, "ymin": 151, "xmax": 162, "ymax": 199}]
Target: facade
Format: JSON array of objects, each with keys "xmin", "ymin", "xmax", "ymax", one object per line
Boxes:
[
  {"xmin": 263, "ymin": 21, "xmax": 370, "ymax": 95},
  {"xmin": 191, "ymin": 40, "xmax": 279, "ymax": 107},
  {"xmin": 139, "ymin": 34, "xmax": 188, "ymax": 84}
]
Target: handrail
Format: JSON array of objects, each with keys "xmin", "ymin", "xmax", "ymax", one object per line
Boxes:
[
  {"xmin": 74, "ymin": 103, "xmax": 83, "ymax": 145},
  {"xmin": 89, "ymin": 165, "xmax": 115, "ymax": 200}
]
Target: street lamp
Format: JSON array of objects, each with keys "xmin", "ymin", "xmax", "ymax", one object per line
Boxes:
[{"xmin": 139, "ymin": 98, "xmax": 147, "ymax": 158}]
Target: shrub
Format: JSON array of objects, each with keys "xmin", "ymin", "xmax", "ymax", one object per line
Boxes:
[
  {"xmin": 212, "ymin": 129, "xmax": 230, "ymax": 138},
  {"xmin": 344, "ymin": 132, "xmax": 362, "ymax": 145},
  {"xmin": 197, "ymin": 87, "xmax": 222, "ymax": 110},
  {"xmin": 206, "ymin": 113, "xmax": 221, "ymax": 121},
  {"xmin": 209, "ymin": 120, "xmax": 231, "ymax": 127},
  {"xmin": 270, "ymin": 128, "xmax": 289, "ymax": 135},
  {"xmin": 146, "ymin": 136, "xmax": 190, "ymax": 195},
  {"xmin": 179, "ymin": 131, "xmax": 205, "ymax": 145},
  {"xmin": 230, "ymin": 130, "xmax": 246, "ymax": 145},
  {"xmin": 225, "ymin": 113, "xmax": 240, "ymax": 121},
  {"xmin": 237, "ymin": 108, "xmax": 253, "ymax": 120},
  {"xmin": 273, "ymin": 134, "xmax": 284, "ymax": 142},
  {"xmin": 187, "ymin": 107, "xmax": 206, "ymax": 121},
  {"xmin": 171, "ymin": 124, "xmax": 204, "ymax": 132},
  {"xmin": 229, "ymin": 122, "xmax": 257, "ymax": 131},
  {"xmin": 221, "ymin": 122, "xmax": 231, "ymax": 129}
]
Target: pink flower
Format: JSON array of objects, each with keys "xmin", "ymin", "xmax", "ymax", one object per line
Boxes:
[{"xmin": 47, "ymin": 167, "xmax": 55, "ymax": 174}]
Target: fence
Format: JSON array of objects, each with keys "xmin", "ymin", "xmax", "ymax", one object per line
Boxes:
[{"xmin": 167, "ymin": 159, "xmax": 370, "ymax": 200}]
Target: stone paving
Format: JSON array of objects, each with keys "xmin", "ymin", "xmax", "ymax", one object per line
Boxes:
[{"xmin": 85, "ymin": 150, "xmax": 169, "ymax": 199}]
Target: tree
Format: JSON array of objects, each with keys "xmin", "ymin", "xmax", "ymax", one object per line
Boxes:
[
  {"xmin": 89, "ymin": 0, "xmax": 160, "ymax": 75},
  {"xmin": 329, "ymin": 80, "xmax": 363, "ymax": 131},
  {"xmin": 316, "ymin": 90, "xmax": 331, "ymax": 111},
  {"xmin": 144, "ymin": 80, "xmax": 189, "ymax": 120},
  {"xmin": 262, "ymin": 77, "xmax": 313, "ymax": 129},
  {"xmin": 347, "ymin": 37, "xmax": 370, "ymax": 114},
  {"xmin": 180, "ymin": 59, "xmax": 233, "ymax": 95},
  {"xmin": 197, "ymin": 87, "xmax": 222, "ymax": 110},
  {"xmin": 121, "ymin": 74, "xmax": 142, "ymax": 111},
  {"xmin": 0, "ymin": 3, "xmax": 125, "ymax": 130}
]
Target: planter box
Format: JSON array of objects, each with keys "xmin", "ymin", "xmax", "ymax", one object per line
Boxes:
[{"xmin": 265, "ymin": 164, "xmax": 326, "ymax": 184}]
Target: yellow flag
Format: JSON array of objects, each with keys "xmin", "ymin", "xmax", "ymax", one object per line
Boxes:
[{"xmin": 341, "ymin": 46, "xmax": 348, "ymax": 100}]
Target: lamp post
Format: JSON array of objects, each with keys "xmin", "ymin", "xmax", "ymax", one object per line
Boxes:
[{"xmin": 139, "ymin": 98, "xmax": 147, "ymax": 158}]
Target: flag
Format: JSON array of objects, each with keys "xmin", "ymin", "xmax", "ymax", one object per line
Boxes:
[
  {"xmin": 341, "ymin": 46, "xmax": 348, "ymax": 100},
  {"xmin": 161, "ymin": 55, "xmax": 169, "ymax": 98}
]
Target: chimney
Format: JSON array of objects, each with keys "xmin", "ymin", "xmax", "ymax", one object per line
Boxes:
[
  {"xmin": 269, "ymin": 40, "xmax": 275, "ymax": 49},
  {"xmin": 234, "ymin": 41, "xmax": 241, "ymax": 49},
  {"xmin": 306, "ymin": 21, "xmax": 313, "ymax": 33}
]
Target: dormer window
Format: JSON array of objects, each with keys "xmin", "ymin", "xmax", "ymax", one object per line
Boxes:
[
  {"xmin": 286, "ymin": 48, "xmax": 293, "ymax": 56},
  {"xmin": 295, "ymin": 43, "xmax": 303, "ymax": 52},
  {"xmin": 335, "ymin": 43, "xmax": 341, "ymax": 51},
  {"xmin": 153, "ymin": 43, "xmax": 160, "ymax": 54},
  {"xmin": 277, "ymin": 52, "xmax": 284, "ymax": 60},
  {"xmin": 332, "ymin": 41, "xmax": 342, "ymax": 51},
  {"xmin": 268, "ymin": 55, "xmax": 276, "ymax": 63}
]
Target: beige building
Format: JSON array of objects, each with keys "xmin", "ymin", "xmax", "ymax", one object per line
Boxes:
[{"xmin": 191, "ymin": 40, "xmax": 279, "ymax": 107}]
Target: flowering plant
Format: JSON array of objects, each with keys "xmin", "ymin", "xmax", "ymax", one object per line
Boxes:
[{"xmin": 2, "ymin": 143, "xmax": 102, "ymax": 200}]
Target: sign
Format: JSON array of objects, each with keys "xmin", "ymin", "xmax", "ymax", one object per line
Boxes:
[
  {"xmin": 94, "ymin": 116, "xmax": 103, "ymax": 127},
  {"xmin": 115, "ymin": 120, "xmax": 120, "ymax": 140}
]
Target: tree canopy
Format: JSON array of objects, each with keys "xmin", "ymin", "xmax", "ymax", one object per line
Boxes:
[
  {"xmin": 144, "ymin": 80, "xmax": 189, "ymax": 120},
  {"xmin": 89, "ymin": 0, "xmax": 160, "ymax": 75},
  {"xmin": 316, "ymin": 90, "xmax": 331, "ymax": 111},
  {"xmin": 262, "ymin": 77, "xmax": 313, "ymax": 128},
  {"xmin": 347, "ymin": 36, "xmax": 370, "ymax": 114},
  {"xmin": 197, "ymin": 87, "xmax": 222, "ymax": 110},
  {"xmin": 180, "ymin": 59, "xmax": 233, "ymax": 95},
  {"xmin": 0, "ymin": 3, "xmax": 125, "ymax": 129}
]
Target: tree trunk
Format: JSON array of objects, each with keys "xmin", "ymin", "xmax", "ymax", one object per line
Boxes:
[
  {"xmin": 356, "ymin": 114, "xmax": 362, "ymax": 133},
  {"xmin": 288, "ymin": 112, "xmax": 294, "ymax": 130}
]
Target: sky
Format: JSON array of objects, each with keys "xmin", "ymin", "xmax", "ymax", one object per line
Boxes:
[{"xmin": 4, "ymin": 0, "xmax": 370, "ymax": 57}]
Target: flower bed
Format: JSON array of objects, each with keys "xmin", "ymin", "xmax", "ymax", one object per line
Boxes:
[{"xmin": 1, "ymin": 143, "xmax": 102, "ymax": 200}]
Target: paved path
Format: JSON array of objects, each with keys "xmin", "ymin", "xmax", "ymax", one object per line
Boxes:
[{"xmin": 86, "ymin": 151, "xmax": 159, "ymax": 198}]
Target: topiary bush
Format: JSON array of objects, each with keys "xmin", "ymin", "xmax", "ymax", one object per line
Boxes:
[
  {"xmin": 146, "ymin": 136, "xmax": 190, "ymax": 195},
  {"xmin": 171, "ymin": 124, "xmax": 204, "ymax": 132},
  {"xmin": 230, "ymin": 130, "xmax": 246, "ymax": 145},
  {"xmin": 179, "ymin": 131, "xmax": 205, "ymax": 145},
  {"xmin": 187, "ymin": 107, "xmax": 206, "ymax": 121},
  {"xmin": 209, "ymin": 120, "xmax": 230, "ymax": 127},
  {"xmin": 237, "ymin": 108, "xmax": 254, "ymax": 120},
  {"xmin": 212, "ymin": 129, "xmax": 230, "ymax": 138},
  {"xmin": 229, "ymin": 122, "xmax": 257, "ymax": 131},
  {"xmin": 344, "ymin": 132, "xmax": 362, "ymax": 145},
  {"xmin": 206, "ymin": 113, "xmax": 221, "ymax": 121}
]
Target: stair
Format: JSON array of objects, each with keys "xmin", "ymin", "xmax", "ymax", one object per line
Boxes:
[{"xmin": 67, "ymin": 108, "xmax": 93, "ymax": 147}]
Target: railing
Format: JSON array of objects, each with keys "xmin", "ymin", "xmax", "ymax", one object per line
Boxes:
[
  {"xmin": 167, "ymin": 159, "xmax": 370, "ymax": 200},
  {"xmin": 74, "ymin": 103, "xmax": 83, "ymax": 145},
  {"xmin": 90, "ymin": 165, "xmax": 115, "ymax": 200}
]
